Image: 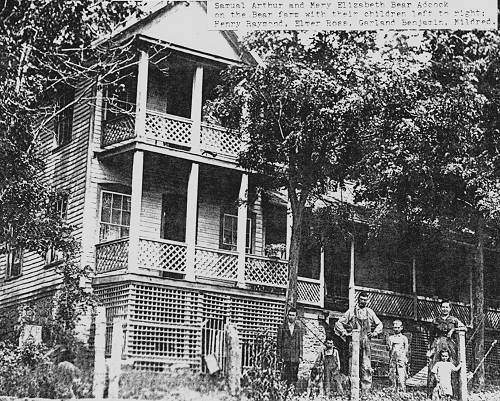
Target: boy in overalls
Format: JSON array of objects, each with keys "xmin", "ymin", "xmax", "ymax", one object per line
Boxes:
[
  {"xmin": 314, "ymin": 337, "xmax": 343, "ymax": 397},
  {"xmin": 335, "ymin": 291, "xmax": 383, "ymax": 394},
  {"xmin": 387, "ymin": 319, "xmax": 409, "ymax": 392}
]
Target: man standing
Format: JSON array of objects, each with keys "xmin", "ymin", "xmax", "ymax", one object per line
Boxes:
[
  {"xmin": 277, "ymin": 307, "xmax": 304, "ymax": 386},
  {"xmin": 334, "ymin": 291, "xmax": 383, "ymax": 394}
]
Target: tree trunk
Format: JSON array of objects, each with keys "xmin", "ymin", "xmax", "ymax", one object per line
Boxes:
[
  {"xmin": 285, "ymin": 197, "xmax": 306, "ymax": 312},
  {"xmin": 473, "ymin": 216, "xmax": 485, "ymax": 390}
]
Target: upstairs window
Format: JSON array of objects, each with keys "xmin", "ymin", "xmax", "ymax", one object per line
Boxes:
[
  {"xmin": 54, "ymin": 87, "xmax": 75, "ymax": 147},
  {"xmin": 99, "ymin": 191, "xmax": 131, "ymax": 243},
  {"xmin": 45, "ymin": 194, "xmax": 69, "ymax": 265},
  {"xmin": 6, "ymin": 246, "xmax": 23, "ymax": 279},
  {"xmin": 220, "ymin": 213, "xmax": 254, "ymax": 254}
]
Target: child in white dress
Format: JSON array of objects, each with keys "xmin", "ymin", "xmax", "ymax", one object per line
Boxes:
[{"xmin": 431, "ymin": 350, "xmax": 462, "ymax": 401}]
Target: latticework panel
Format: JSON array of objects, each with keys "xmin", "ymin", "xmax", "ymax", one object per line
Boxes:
[
  {"xmin": 127, "ymin": 323, "xmax": 199, "ymax": 363},
  {"xmin": 486, "ymin": 308, "xmax": 500, "ymax": 329},
  {"xmin": 229, "ymin": 296, "xmax": 285, "ymax": 368},
  {"xmin": 297, "ymin": 279, "xmax": 322, "ymax": 306},
  {"xmin": 95, "ymin": 239, "xmax": 128, "ymax": 273},
  {"xmin": 127, "ymin": 284, "xmax": 201, "ymax": 369},
  {"xmin": 200, "ymin": 123, "xmax": 241, "ymax": 158},
  {"xmin": 357, "ymin": 288, "xmax": 414, "ymax": 319},
  {"xmin": 244, "ymin": 256, "xmax": 288, "ymax": 287},
  {"xmin": 138, "ymin": 239, "xmax": 187, "ymax": 274},
  {"xmin": 451, "ymin": 303, "xmax": 471, "ymax": 326},
  {"xmin": 145, "ymin": 111, "xmax": 192, "ymax": 147},
  {"xmin": 195, "ymin": 248, "xmax": 238, "ymax": 281},
  {"xmin": 94, "ymin": 284, "xmax": 131, "ymax": 356},
  {"xmin": 129, "ymin": 284, "xmax": 199, "ymax": 325},
  {"xmin": 102, "ymin": 116, "xmax": 135, "ymax": 147},
  {"xmin": 417, "ymin": 298, "xmax": 441, "ymax": 322}
]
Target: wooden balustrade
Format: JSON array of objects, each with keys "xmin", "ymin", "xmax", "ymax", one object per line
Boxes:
[
  {"xmin": 195, "ymin": 246, "xmax": 239, "ymax": 281},
  {"xmin": 95, "ymin": 238, "xmax": 129, "ymax": 273},
  {"xmin": 138, "ymin": 238, "xmax": 187, "ymax": 274},
  {"xmin": 101, "ymin": 111, "xmax": 241, "ymax": 159},
  {"xmin": 297, "ymin": 277, "xmax": 323, "ymax": 306},
  {"xmin": 200, "ymin": 122, "xmax": 241, "ymax": 158},
  {"xmin": 244, "ymin": 254, "xmax": 288, "ymax": 287},
  {"xmin": 101, "ymin": 115, "xmax": 136, "ymax": 147}
]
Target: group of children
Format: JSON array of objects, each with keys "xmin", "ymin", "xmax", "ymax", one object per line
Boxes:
[{"xmin": 310, "ymin": 319, "xmax": 462, "ymax": 400}]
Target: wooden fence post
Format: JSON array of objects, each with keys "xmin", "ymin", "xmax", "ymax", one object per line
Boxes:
[
  {"xmin": 92, "ymin": 306, "xmax": 106, "ymax": 398},
  {"xmin": 108, "ymin": 317, "xmax": 125, "ymax": 398},
  {"xmin": 457, "ymin": 327, "xmax": 468, "ymax": 401},
  {"xmin": 350, "ymin": 328, "xmax": 360, "ymax": 401},
  {"xmin": 224, "ymin": 323, "xmax": 241, "ymax": 396}
]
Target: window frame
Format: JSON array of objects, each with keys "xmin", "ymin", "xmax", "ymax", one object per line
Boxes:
[
  {"xmin": 6, "ymin": 246, "xmax": 23, "ymax": 280},
  {"xmin": 45, "ymin": 194, "xmax": 69, "ymax": 266},
  {"xmin": 54, "ymin": 86, "xmax": 75, "ymax": 148},
  {"xmin": 220, "ymin": 213, "xmax": 254, "ymax": 254},
  {"xmin": 99, "ymin": 190, "xmax": 131, "ymax": 243}
]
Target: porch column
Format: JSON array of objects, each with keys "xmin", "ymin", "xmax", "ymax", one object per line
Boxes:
[
  {"xmin": 190, "ymin": 64, "xmax": 204, "ymax": 153},
  {"xmin": 237, "ymin": 173, "xmax": 249, "ymax": 287},
  {"xmin": 128, "ymin": 150, "xmax": 144, "ymax": 272},
  {"xmin": 135, "ymin": 48, "xmax": 149, "ymax": 139},
  {"xmin": 185, "ymin": 162, "xmax": 199, "ymax": 281},
  {"xmin": 412, "ymin": 255, "xmax": 418, "ymax": 320},
  {"xmin": 348, "ymin": 238, "xmax": 356, "ymax": 309},
  {"xmin": 457, "ymin": 327, "xmax": 468, "ymax": 401},
  {"xmin": 319, "ymin": 246, "xmax": 325, "ymax": 308},
  {"xmin": 286, "ymin": 200, "xmax": 292, "ymax": 259}
]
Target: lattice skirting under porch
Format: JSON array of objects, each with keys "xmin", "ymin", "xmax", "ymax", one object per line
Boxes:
[{"xmin": 94, "ymin": 282, "xmax": 286, "ymax": 371}]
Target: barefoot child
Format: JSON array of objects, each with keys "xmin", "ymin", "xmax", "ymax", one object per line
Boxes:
[
  {"xmin": 387, "ymin": 319, "xmax": 409, "ymax": 392},
  {"xmin": 314, "ymin": 338, "xmax": 343, "ymax": 398},
  {"xmin": 431, "ymin": 350, "xmax": 462, "ymax": 401}
]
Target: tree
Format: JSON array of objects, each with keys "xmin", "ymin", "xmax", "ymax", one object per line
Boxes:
[
  {"xmin": 354, "ymin": 31, "xmax": 500, "ymax": 389},
  {"xmin": 210, "ymin": 31, "xmax": 379, "ymax": 309},
  {"xmin": 0, "ymin": 0, "xmax": 140, "ymax": 343}
]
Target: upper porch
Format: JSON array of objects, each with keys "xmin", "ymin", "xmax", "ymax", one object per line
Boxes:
[{"xmin": 97, "ymin": 42, "xmax": 243, "ymax": 166}]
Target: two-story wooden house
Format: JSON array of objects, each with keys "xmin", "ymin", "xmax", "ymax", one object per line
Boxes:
[{"xmin": 1, "ymin": 1, "xmax": 499, "ymax": 379}]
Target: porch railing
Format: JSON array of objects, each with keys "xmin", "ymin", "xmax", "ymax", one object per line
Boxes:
[
  {"xmin": 95, "ymin": 238, "xmax": 129, "ymax": 273},
  {"xmin": 297, "ymin": 277, "xmax": 323, "ymax": 306},
  {"xmin": 101, "ymin": 112, "xmax": 241, "ymax": 159},
  {"xmin": 356, "ymin": 286, "xmax": 474, "ymax": 327},
  {"xmin": 102, "ymin": 115, "xmax": 135, "ymax": 147},
  {"xmin": 244, "ymin": 255, "xmax": 288, "ymax": 287},
  {"xmin": 145, "ymin": 111, "xmax": 192, "ymax": 147},
  {"xmin": 138, "ymin": 238, "xmax": 187, "ymax": 274},
  {"xmin": 200, "ymin": 122, "xmax": 241, "ymax": 158},
  {"xmin": 195, "ymin": 246, "xmax": 238, "ymax": 281}
]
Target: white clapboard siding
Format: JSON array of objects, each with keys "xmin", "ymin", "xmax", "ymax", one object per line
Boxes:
[{"xmin": 0, "ymin": 86, "xmax": 93, "ymax": 308}]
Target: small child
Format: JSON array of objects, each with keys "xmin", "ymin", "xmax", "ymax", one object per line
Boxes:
[
  {"xmin": 387, "ymin": 319, "xmax": 409, "ymax": 392},
  {"xmin": 431, "ymin": 350, "xmax": 462, "ymax": 401},
  {"xmin": 314, "ymin": 338, "xmax": 343, "ymax": 397}
]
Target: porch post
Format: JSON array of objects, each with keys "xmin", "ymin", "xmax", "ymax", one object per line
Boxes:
[
  {"xmin": 412, "ymin": 255, "xmax": 418, "ymax": 320},
  {"xmin": 319, "ymin": 246, "xmax": 325, "ymax": 308},
  {"xmin": 128, "ymin": 150, "xmax": 144, "ymax": 272},
  {"xmin": 350, "ymin": 328, "xmax": 360, "ymax": 401},
  {"xmin": 237, "ymin": 173, "xmax": 248, "ymax": 287},
  {"xmin": 135, "ymin": 48, "xmax": 149, "ymax": 139},
  {"xmin": 185, "ymin": 162, "xmax": 199, "ymax": 281},
  {"xmin": 190, "ymin": 64, "xmax": 204, "ymax": 153},
  {"xmin": 457, "ymin": 327, "xmax": 468, "ymax": 401},
  {"xmin": 348, "ymin": 238, "xmax": 356, "ymax": 309},
  {"xmin": 286, "ymin": 200, "xmax": 292, "ymax": 259}
]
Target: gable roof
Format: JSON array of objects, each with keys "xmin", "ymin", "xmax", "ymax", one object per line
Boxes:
[{"xmin": 101, "ymin": 1, "xmax": 253, "ymax": 65}]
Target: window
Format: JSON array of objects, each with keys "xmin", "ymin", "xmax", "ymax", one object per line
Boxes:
[
  {"xmin": 99, "ymin": 191, "xmax": 131, "ymax": 242},
  {"xmin": 54, "ymin": 87, "xmax": 75, "ymax": 147},
  {"xmin": 45, "ymin": 194, "xmax": 69, "ymax": 265},
  {"xmin": 6, "ymin": 246, "xmax": 23, "ymax": 279},
  {"xmin": 221, "ymin": 213, "xmax": 253, "ymax": 253}
]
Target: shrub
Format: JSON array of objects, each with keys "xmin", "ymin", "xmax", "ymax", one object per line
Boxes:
[{"xmin": 241, "ymin": 332, "xmax": 289, "ymax": 401}]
